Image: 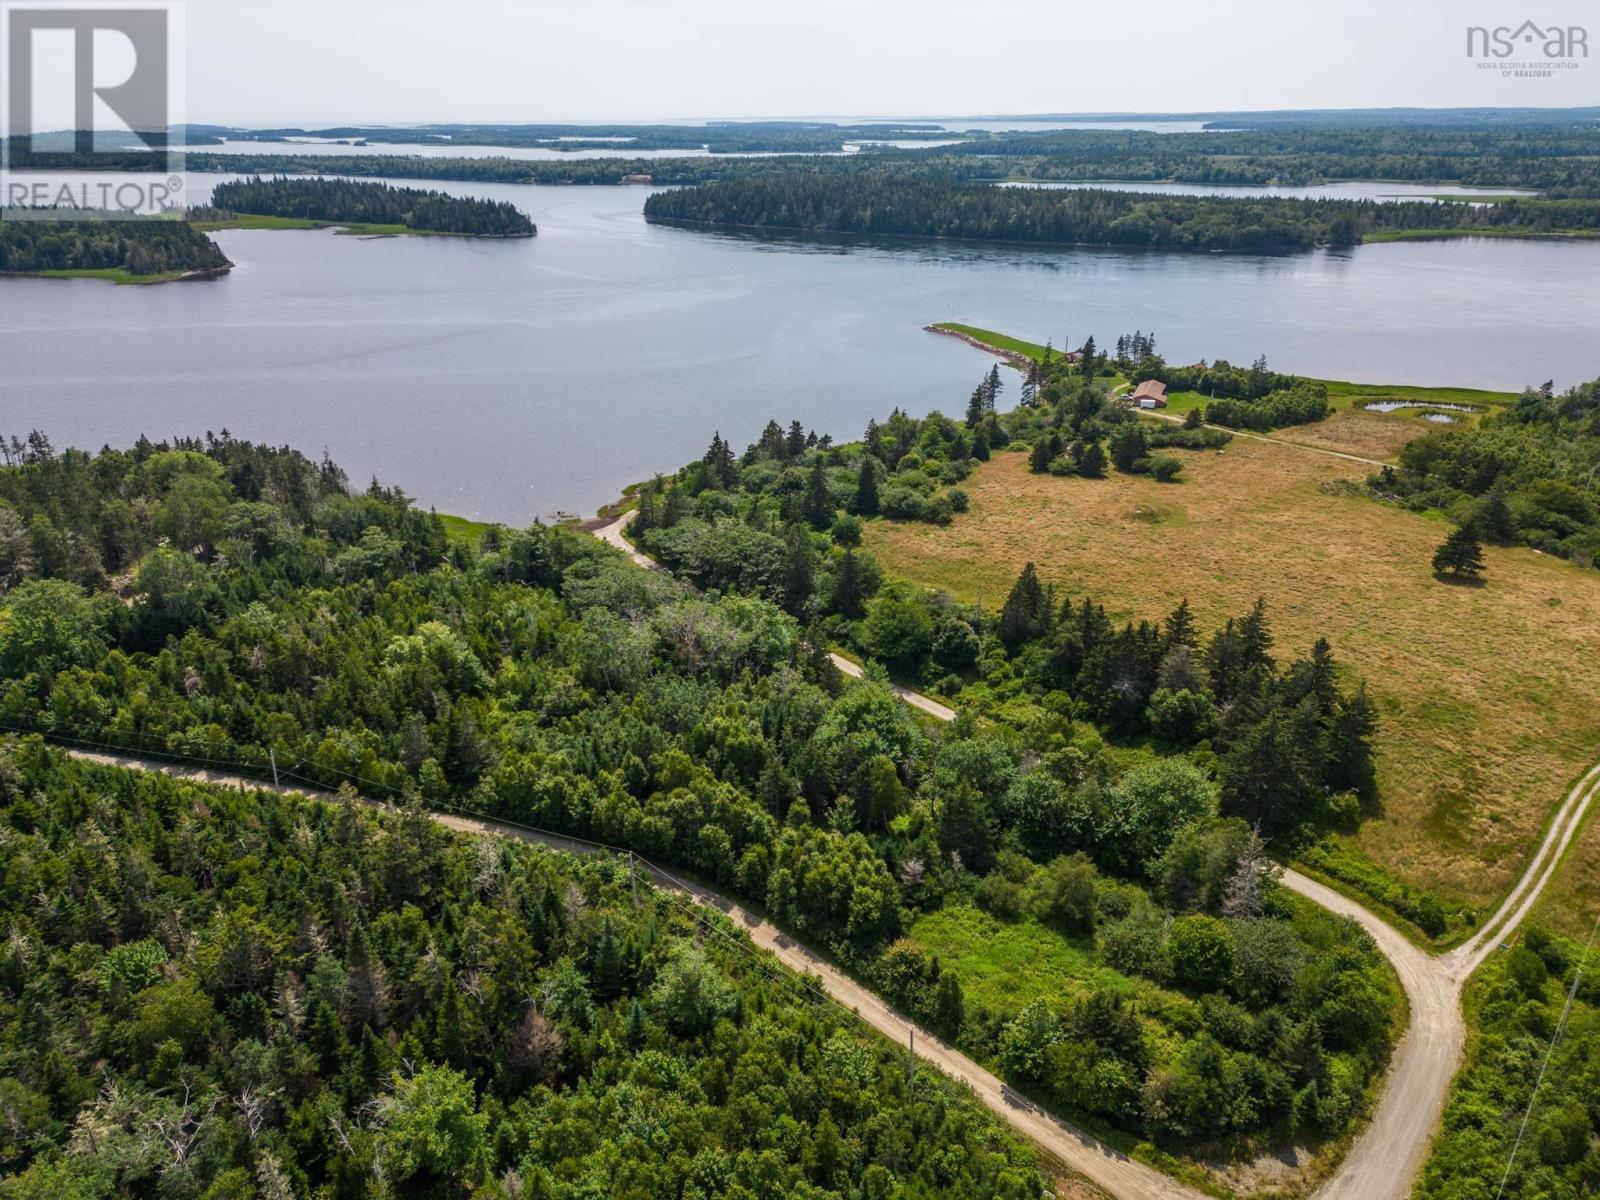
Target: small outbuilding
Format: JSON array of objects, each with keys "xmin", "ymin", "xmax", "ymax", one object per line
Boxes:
[{"xmin": 1132, "ymin": 380, "xmax": 1168, "ymax": 409}]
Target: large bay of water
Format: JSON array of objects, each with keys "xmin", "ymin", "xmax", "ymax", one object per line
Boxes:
[{"xmin": 4, "ymin": 179, "xmax": 1598, "ymax": 524}]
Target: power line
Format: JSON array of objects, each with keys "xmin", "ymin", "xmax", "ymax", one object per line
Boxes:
[{"xmin": 1493, "ymin": 912, "xmax": 1600, "ymax": 1200}]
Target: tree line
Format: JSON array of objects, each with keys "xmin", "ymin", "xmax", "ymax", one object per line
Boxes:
[
  {"xmin": 642, "ymin": 176, "xmax": 1600, "ymax": 253},
  {"xmin": 0, "ymin": 431, "xmax": 1395, "ymax": 1164},
  {"xmin": 0, "ymin": 744, "xmax": 1048, "ymax": 1198},
  {"xmin": 1371, "ymin": 376, "xmax": 1600, "ymax": 567},
  {"xmin": 0, "ymin": 218, "xmax": 230, "ymax": 277},
  {"xmin": 210, "ymin": 177, "xmax": 535, "ymax": 237}
]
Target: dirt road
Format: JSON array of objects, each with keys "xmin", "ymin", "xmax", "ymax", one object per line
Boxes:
[
  {"xmin": 580, "ymin": 499, "xmax": 1600, "ymax": 1200},
  {"xmin": 62, "ymin": 747, "xmax": 1194, "ymax": 1200}
]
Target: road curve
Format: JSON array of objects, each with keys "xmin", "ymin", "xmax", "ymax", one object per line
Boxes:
[
  {"xmin": 587, "ymin": 511, "xmax": 959, "ymax": 720},
  {"xmin": 50, "ymin": 511, "xmax": 1587, "ymax": 1200},
  {"xmin": 583, "ymin": 501, "xmax": 1600, "ymax": 1200},
  {"xmin": 60, "ymin": 747, "xmax": 1196, "ymax": 1200}
]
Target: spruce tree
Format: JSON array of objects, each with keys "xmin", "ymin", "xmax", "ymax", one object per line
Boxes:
[
  {"xmin": 1239, "ymin": 598, "xmax": 1275, "ymax": 670},
  {"xmin": 1163, "ymin": 598, "xmax": 1197, "ymax": 651},
  {"xmin": 1474, "ymin": 486, "xmax": 1516, "ymax": 542},
  {"xmin": 1110, "ymin": 424, "xmax": 1149, "ymax": 473},
  {"xmin": 1029, "ymin": 436, "xmax": 1055, "ymax": 473},
  {"xmin": 804, "ymin": 457, "xmax": 832, "ymax": 527},
  {"xmin": 833, "ymin": 549, "xmax": 866, "ymax": 618},
  {"xmin": 1433, "ymin": 525, "xmax": 1485, "ymax": 578},
  {"xmin": 971, "ymin": 424, "xmax": 990, "ymax": 461},
  {"xmin": 781, "ymin": 526, "xmax": 816, "ymax": 615},
  {"xmin": 854, "ymin": 455, "xmax": 880, "ymax": 516},
  {"xmin": 786, "ymin": 420, "xmax": 807, "ymax": 459},
  {"xmin": 965, "ymin": 386, "xmax": 987, "ymax": 428},
  {"xmin": 998, "ymin": 562, "xmax": 1045, "ymax": 651},
  {"xmin": 1077, "ymin": 440, "xmax": 1108, "ymax": 478}
]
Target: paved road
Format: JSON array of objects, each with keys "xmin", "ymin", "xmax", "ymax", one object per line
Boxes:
[{"xmin": 582, "ymin": 500, "xmax": 1600, "ymax": 1200}]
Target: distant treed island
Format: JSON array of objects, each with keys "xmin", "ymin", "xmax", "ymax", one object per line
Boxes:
[
  {"xmin": 643, "ymin": 176, "xmax": 1600, "ymax": 252},
  {"xmin": 206, "ymin": 176, "xmax": 537, "ymax": 237}
]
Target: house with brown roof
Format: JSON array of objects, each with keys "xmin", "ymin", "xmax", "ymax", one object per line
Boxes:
[{"xmin": 1131, "ymin": 380, "xmax": 1168, "ymax": 409}]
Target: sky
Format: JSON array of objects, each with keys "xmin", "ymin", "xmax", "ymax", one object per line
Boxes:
[{"xmin": 167, "ymin": 0, "xmax": 1598, "ymax": 124}]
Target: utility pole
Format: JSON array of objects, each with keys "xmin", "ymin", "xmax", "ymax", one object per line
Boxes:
[{"xmin": 269, "ymin": 748, "xmax": 279, "ymax": 788}]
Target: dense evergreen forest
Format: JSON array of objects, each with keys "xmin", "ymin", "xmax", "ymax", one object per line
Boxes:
[
  {"xmin": 0, "ymin": 745, "xmax": 1050, "ymax": 1198},
  {"xmin": 643, "ymin": 177, "xmax": 1600, "ymax": 252},
  {"xmin": 0, "ymin": 430, "xmax": 1397, "ymax": 1168},
  {"xmin": 18, "ymin": 120, "xmax": 1600, "ymax": 192},
  {"xmin": 209, "ymin": 177, "xmax": 535, "ymax": 236},
  {"xmin": 1372, "ymin": 376, "xmax": 1600, "ymax": 566},
  {"xmin": 0, "ymin": 218, "xmax": 229, "ymax": 277},
  {"xmin": 21, "ymin": 119, "xmax": 1600, "ymax": 196}
]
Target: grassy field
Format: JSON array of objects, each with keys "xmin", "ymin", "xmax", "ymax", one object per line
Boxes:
[
  {"xmin": 32, "ymin": 266, "xmax": 195, "ymax": 285},
  {"xmin": 437, "ymin": 512, "xmax": 498, "ymax": 548},
  {"xmin": 909, "ymin": 905, "xmax": 1143, "ymax": 1014},
  {"xmin": 931, "ymin": 322, "xmax": 1059, "ymax": 362},
  {"xmin": 865, "ymin": 442, "xmax": 1600, "ymax": 927},
  {"xmin": 191, "ymin": 214, "xmax": 443, "ymax": 236},
  {"xmin": 908, "ymin": 899, "xmax": 1403, "ymax": 1196},
  {"xmin": 1363, "ymin": 227, "xmax": 1600, "ymax": 244}
]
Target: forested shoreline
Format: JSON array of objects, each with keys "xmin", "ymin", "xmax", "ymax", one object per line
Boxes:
[
  {"xmin": 208, "ymin": 177, "xmax": 536, "ymax": 236},
  {"xmin": 0, "ymin": 218, "xmax": 230, "ymax": 278},
  {"xmin": 0, "ymin": 429, "xmax": 1399, "ymax": 1178},
  {"xmin": 644, "ymin": 177, "xmax": 1600, "ymax": 252},
  {"xmin": 15, "ymin": 120, "xmax": 1600, "ymax": 194}
]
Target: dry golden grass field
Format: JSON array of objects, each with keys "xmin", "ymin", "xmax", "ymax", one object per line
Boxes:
[{"xmin": 865, "ymin": 431, "xmax": 1600, "ymax": 928}]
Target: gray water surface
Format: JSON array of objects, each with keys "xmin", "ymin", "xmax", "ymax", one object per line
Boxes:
[{"xmin": 4, "ymin": 181, "xmax": 1596, "ymax": 525}]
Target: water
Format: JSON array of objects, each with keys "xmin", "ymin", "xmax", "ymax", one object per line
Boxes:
[
  {"xmin": 192, "ymin": 136, "xmax": 963, "ymax": 160},
  {"xmin": 998, "ymin": 180, "xmax": 1537, "ymax": 202},
  {"xmin": 4, "ymin": 179, "xmax": 1596, "ymax": 525},
  {"xmin": 1363, "ymin": 401, "xmax": 1481, "ymax": 413}
]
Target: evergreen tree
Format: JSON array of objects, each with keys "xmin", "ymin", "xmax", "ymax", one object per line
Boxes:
[
  {"xmin": 1473, "ymin": 486, "xmax": 1516, "ymax": 542},
  {"xmin": 757, "ymin": 419, "xmax": 786, "ymax": 459},
  {"xmin": 804, "ymin": 457, "xmax": 833, "ymax": 528},
  {"xmin": 1433, "ymin": 525, "xmax": 1485, "ymax": 578},
  {"xmin": 853, "ymin": 455, "xmax": 880, "ymax": 516},
  {"xmin": 1163, "ymin": 599, "xmax": 1198, "ymax": 651},
  {"xmin": 934, "ymin": 970, "xmax": 965, "ymax": 1036},
  {"xmin": 1077, "ymin": 440, "xmax": 1108, "ymax": 478},
  {"xmin": 1028, "ymin": 436, "xmax": 1057, "ymax": 474},
  {"xmin": 1110, "ymin": 424, "xmax": 1149, "ymax": 473},
  {"xmin": 1239, "ymin": 599, "xmax": 1274, "ymax": 670},
  {"xmin": 965, "ymin": 386, "xmax": 988, "ymax": 429},
  {"xmin": 781, "ymin": 526, "xmax": 816, "ymax": 616},
  {"xmin": 833, "ymin": 549, "xmax": 867, "ymax": 618},
  {"xmin": 971, "ymin": 423, "xmax": 991, "ymax": 461},
  {"xmin": 998, "ymin": 562, "xmax": 1046, "ymax": 651},
  {"xmin": 1080, "ymin": 335, "xmax": 1097, "ymax": 379},
  {"xmin": 702, "ymin": 433, "xmax": 737, "ymax": 488},
  {"xmin": 786, "ymin": 420, "xmax": 808, "ymax": 459}
]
